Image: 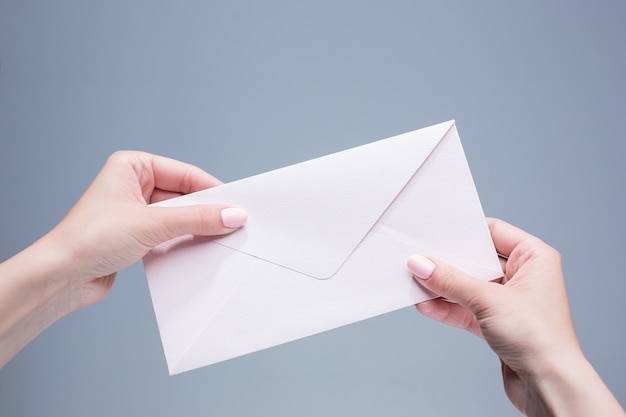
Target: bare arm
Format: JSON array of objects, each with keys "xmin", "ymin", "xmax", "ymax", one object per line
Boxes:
[
  {"xmin": 408, "ymin": 218, "xmax": 625, "ymax": 417},
  {"xmin": 0, "ymin": 151, "xmax": 247, "ymax": 367}
]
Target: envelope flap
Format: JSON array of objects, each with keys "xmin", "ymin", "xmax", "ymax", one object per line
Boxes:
[{"xmin": 153, "ymin": 121, "xmax": 455, "ymax": 279}]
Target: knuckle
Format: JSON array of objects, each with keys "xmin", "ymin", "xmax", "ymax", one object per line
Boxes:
[
  {"xmin": 190, "ymin": 205, "xmax": 212, "ymax": 232},
  {"xmin": 435, "ymin": 266, "xmax": 459, "ymax": 295},
  {"xmin": 106, "ymin": 150, "xmax": 150, "ymax": 168},
  {"xmin": 107, "ymin": 150, "xmax": 131, "ymax": 163},
  {"xmin": 191, "ymin": 205, "xmax": 223, "ymax": 235},
  {"xmin": 546, "ymin": 246, "xmax": 562, "ymax": 262}
]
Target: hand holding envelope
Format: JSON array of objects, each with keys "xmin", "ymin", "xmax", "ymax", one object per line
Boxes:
[{"xmin": 143, "ymin": 120, "xmax": 503, "ymax": 375}]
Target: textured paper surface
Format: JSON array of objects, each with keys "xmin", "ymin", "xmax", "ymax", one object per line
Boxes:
[{"xmin": 143, "ymin": 120, "xmax": 502, "ymax": 375}]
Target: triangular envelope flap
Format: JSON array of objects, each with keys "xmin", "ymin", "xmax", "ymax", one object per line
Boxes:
[{"xmin": 153, "ymin": 121, "xmax": 455, "ymax": 279}]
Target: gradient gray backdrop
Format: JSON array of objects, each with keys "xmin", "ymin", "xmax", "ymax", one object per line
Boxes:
[{"xmin": 1, "ymin": 2, "xmax": 624, "ymax": 416}]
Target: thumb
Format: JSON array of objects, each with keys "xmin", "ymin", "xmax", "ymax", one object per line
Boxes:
[
  {"xmin": 407, "ymin": 255, "xmax": 493, "ymax": 311},
  {"xmin": 143, "ymin": 204, "xmax": 248, "ymax": 245}
]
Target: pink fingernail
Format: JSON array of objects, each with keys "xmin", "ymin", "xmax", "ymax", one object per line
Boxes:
[
  {"xmin": 221, "ymin": 208, "xmax": 248, "ymax": 228},
  {"xmin": 407, "ymin": 255, "xmax": 436, "ymax": 280}
]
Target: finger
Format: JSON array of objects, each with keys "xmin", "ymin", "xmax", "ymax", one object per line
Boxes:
[
  {"xmin": 487, "ymin": 218, "xmax": 535, "ymax": 258},
  {"xmin": 415, "ymin": 299, "xmax": 483, "ymax": 338},
  {"xmin": 407, "ymin": 255, "xmax": 497, "ymax": 313},
  {"xmin": 143, "ymin": 204, "xmax": 248, "ymax": 246},
  {"xmin": 149, "ymin": 153, "xmax": 223, "ymax": 194},
  {"xmin": 150, "ymin": 189, "xmax": 183, "ymax": 204}
]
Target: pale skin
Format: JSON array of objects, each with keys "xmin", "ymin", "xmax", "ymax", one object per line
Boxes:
[
  {"xmin": 0, "ymin": 153, "xmax": 623, "ymax": 416},
  {"xmin": 409, "ymin": 218, "xmax": 625, "ymax": 417},
  {"xmin": 0, "ymin": 151, "xmax": 247, "ymax": 367}
]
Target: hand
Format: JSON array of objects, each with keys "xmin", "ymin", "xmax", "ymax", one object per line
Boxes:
[
  {"xmin": 407, "ymin": 218, "xmax": 625, "ymax": 417},
  {"xmin": 0, "ymin": 151, "xmax": 247, "ymax": 366},
  {"xmin": 48, "ymin": 151, "xmax": 248, "ymax": 309}
]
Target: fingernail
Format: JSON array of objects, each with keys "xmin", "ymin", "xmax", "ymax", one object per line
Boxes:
[
  {"xmin": 221, "ymin": 208, "xmax": 248, "ymax": 228},
  {"xmin": 407, "ymin": 255, "xmax": 436, "ymax": 280}
]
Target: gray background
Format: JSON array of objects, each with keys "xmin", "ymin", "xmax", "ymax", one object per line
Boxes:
[{"xmin": 1, "ymin": 1, "xmax": 624, "ymax": 416}]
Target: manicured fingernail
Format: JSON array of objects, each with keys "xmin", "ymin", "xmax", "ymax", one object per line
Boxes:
[
  {"xmin": 221, "ymin": 208, "xmax": 248, "ymax": 228},
  {"xmin": 407, "ymin": 255, "xmax": 435, "ymax": 280}
]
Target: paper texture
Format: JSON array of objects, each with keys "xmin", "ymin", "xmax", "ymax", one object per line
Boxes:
[{"xmin": 143, "ymin": 120, "xmax": 502, "ymax": 375}]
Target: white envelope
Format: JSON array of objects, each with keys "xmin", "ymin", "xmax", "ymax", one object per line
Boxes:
[{"xmin": 143, "ymin": 120, "xmax": 503, "ymax": 375}]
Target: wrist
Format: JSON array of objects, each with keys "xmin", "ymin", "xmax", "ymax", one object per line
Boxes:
[
  {"xmin": 0, "ymin": 233, "xmax": 78, "ymax": 366},
  {"xmin": 523, "ymin": 350, "xmax": 625, "ymax": 417}
]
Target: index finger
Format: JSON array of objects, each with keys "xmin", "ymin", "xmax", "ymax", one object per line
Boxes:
[
  {"xmin": 487, "ymin": 217, "xmax": 536, "ymax": 258},
  {"xmin": 150, "ymin": 153, "xmax": 223, "ymax": 194}
]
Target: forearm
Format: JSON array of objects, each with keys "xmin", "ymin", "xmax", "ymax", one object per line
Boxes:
[
  {"xmin": 525, "ymin": 352, "xmax": 625, "ymax": 417},
  {"xmin": 0, "ymin": 235, "xmax": 76, "ymax": 367}
]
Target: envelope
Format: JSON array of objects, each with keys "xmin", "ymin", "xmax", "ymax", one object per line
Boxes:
[{"xmin": 143, "ymin": 120, "xmax": 503, "ymax": 375}]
